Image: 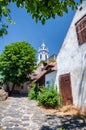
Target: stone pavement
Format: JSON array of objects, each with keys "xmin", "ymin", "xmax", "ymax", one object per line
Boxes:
[{"xmin": 0, "ymin": 95, "xmax": 86, "ymax": 130}]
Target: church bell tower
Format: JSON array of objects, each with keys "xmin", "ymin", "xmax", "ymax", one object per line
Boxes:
[{"xmin": 37, "ymin": 42, "xmax": 49, "ymax": 64}]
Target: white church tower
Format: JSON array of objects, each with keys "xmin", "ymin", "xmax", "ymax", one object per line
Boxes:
[{"xmin": 37, "ymin": 42, "xmax": 49, "ymax": 64}]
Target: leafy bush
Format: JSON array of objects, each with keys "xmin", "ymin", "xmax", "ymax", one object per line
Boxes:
[
  {"xmin": 28, "ymin": 84, "xmax": 38, "ymax": 100},
  {"xmin": 37, "ymin": 87, "xmax": 61, "ymax": 108}
]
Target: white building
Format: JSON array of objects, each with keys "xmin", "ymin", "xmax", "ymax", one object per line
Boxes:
[
  {"xmin": 37, "ymin": 42, "xmax": 49, "ymax": 64},
  {"xmin": 45, "ymin": 62, "xmax": 57, "ymax": 88},
  {"xmin": 55, "ymin": 0, "xmax": 86, "ymax": 111}
]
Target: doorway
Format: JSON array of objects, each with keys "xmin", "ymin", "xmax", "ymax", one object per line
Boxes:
[{"xmin": 59, "ymin": 73, "xmax": 73, "ymax": 105}]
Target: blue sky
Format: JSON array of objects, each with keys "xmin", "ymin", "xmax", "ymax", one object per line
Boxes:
[{"xmin": 0, "ymin": 2, "xmax": 79, "ymax": 57}]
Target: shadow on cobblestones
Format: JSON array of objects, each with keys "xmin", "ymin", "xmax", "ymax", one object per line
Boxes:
[
  {"xmin": 40, "ymin": 115, "xmax": 86, "ymax": 130},
  {"xmin": 40, "ymin": 126, "xmax": 53, "ymax": 130},
  {"xmin": 58, "ymin": 115, "xmax": 86, "ymax": 130}
]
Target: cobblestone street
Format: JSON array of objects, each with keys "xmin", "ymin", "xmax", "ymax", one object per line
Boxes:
[{"xmin": 0, "ymin": 95, "xmax": 86, "ymax": 130}]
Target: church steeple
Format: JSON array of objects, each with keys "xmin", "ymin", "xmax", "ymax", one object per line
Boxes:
[{"xmin": 37, "ymin": 41, "xmax": 49, "ymax": 64}]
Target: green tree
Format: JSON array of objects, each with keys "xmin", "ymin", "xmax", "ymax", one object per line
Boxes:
[
  {"xmin": 0, "ymin": 0, "xmax": 81, "ymax": 37},
  {"xmin": 0, "ymin": 41, "xmax": 36, "ymax": 94}
]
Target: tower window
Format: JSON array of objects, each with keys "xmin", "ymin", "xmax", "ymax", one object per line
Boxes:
[
  {"xmin": 40, "ymin": 54, "xmax": 42, "ymax": 59},
  {"xmin": 45, "ymin": 55, "xmax": 47, "ymax": 60},
  {"xmin": 75, "ymin": 15, "xmax": 86, "ymax": 45}
]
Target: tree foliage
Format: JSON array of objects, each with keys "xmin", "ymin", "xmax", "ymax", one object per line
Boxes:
[
  {"xmin": 0, "ymin": 0, "xmax": 82, "ymax": 37},
  {"xmin": 0, "ymin": 41, "xmax": 36, "ymax": 84}
]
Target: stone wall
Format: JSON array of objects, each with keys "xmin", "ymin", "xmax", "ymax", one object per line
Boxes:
[
  {"xmin": 6, "ymin": 82, "xmax": 29, "ymax": 94},
  {"xmin": 0, "ymin": 89, "xmax": 8, "ymax": 101}
]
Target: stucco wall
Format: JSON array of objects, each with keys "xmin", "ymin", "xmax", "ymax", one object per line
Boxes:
[
  {"xmin": 55, "ymin": 0, "xmax": 86, "ymax": 110},
  {"xmin": 45, "ymin": 71, "xmax": 57, "ymax": 88},
  {"xmin": 5, "ymin": 82, "xmax": 29, "ymax": 94}
]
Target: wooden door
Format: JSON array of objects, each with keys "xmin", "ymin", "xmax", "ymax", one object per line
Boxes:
[{"xmin": 59, "ymin": 73, "xmax": 73, "ymax": 105}]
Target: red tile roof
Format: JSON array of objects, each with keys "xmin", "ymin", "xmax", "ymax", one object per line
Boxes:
[
  {"xmin": 35, "ymin": 70, "xmax": 47, "ymax": 80},
  {"xmin": 34, "ymin": 62, "xmax": 57, "ymax": 82}
]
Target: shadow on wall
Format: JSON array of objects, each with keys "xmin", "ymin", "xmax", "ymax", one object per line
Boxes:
[
  {"xmin": 78, "ymin": 54, "xmax": 86, "ymax": 110},
  {"xmin": 40, "ymin": 114, "xmax": 86, "ymax": 130}
]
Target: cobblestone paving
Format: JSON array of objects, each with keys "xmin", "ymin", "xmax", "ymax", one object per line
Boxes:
[{"xmin": 0, "ymin": 95, "xmax": 86, "ymax": 130}]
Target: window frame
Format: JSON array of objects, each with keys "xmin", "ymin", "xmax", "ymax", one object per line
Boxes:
[{"xmin": 75, "ymin": 15, "xmax": 86, "ymax": 45}]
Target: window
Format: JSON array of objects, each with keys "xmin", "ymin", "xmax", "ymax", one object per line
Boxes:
[
  {"xmin": 75, "ymin": 15, "xmax": 86, "ymax": 45},
  {"xmin": 45, "ymin": 55, "xmax": 47, "ymax": 60},
  {"xmin": 46, "ymin": 81, "xmax": 50, "ymax": 89},
  {"xmin": 40, "ymin": 54, "xmax": 42, "ymax": 59}
]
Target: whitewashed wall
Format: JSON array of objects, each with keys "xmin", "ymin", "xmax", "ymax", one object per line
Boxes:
[
  {"xmin": 45, "ymin": 71, "xmax": 57, "ymax": 88},
  {"xmin": 4, "ymin": 82, "xmax": 29, "ymax": 94},
  {"xmin": 55, "ymin": 0, "xmax": 86, "ymax": 111}
]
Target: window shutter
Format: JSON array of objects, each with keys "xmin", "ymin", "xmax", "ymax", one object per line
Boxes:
[{"xmin": 75, "ymin": 15, "xmax": 86, "ymax": 45}]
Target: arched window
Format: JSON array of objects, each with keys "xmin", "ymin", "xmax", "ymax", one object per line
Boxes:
[
  {"xmin": 45, "ymin": 55, "xmax": 47, "ymax": 60},
  {"xmin": 40, "ymin": 54, "xmax": 42, "ymax": 59}
]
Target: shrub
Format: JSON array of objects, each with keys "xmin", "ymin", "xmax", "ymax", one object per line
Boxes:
[
  {"xmin": 28, "ymin": 84, "xmax": 38, "ymax": 100},
  {"xmin": 37, "ymin": 87, "xmax": 61, "ymax": 108}
]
